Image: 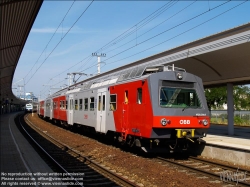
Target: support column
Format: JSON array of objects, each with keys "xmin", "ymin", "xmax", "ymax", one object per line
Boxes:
[
  {"xmin": 8, "ymin": 103, "xmax": 10, "ymax": 113},
  {"xmin": 227, "ymin": 83, "xmax": 234, "ymax": 135}
]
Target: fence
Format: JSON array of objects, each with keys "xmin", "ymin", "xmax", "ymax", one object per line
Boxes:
[{"xmin": 210, "ymin": 110, "xmax": 250, "ymax": 126}]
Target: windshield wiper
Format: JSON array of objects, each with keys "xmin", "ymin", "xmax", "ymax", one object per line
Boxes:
[{"xmin": 182, "ymin": 106, "xmax": 199, "ymax": 112}]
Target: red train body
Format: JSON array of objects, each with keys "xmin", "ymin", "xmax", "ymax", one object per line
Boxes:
[{"xmin": 38, "ymin": 65, "xmax": 210, "ymax": 152}]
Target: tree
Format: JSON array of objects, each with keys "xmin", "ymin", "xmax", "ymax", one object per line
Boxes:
[
  {"xmin": 205, "ymin": 85, "xmax": 250, "ymax": 110},
  {"xmin": 233, "ymin": 85, "xmax": 250, "ymax": 110},
  {"xmin": 205, "ymin": 87, "xmax": 227, "ymax": 110}
]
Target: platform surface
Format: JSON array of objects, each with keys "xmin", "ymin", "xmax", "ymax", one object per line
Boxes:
[
  {"xmin": 0, "ymin": 112, "xmax": 66, "ymax": 187},
  {"xmin": 204, "ymin": 124, "xmax": 250, "ymax": 151}
]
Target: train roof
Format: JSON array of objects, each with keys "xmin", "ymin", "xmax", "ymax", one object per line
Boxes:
[{"xmin": 49, "ymin": 65, "xmax": 186, "ymax": 98}]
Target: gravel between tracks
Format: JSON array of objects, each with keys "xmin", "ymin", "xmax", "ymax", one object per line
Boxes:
[{"xmin": 26, "ymin": 114, "xmax": 224, "ymax": 187}]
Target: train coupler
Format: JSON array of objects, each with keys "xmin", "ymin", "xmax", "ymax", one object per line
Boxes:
[{"xmin": 175, "ymin": 129, "xmax": 195, "ymax": 138}]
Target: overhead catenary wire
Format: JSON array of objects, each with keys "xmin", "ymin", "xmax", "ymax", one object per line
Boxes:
[
  {"xmin": 43, "ymin": 1, "xmax": 225, "ymax": 94},
  {"xmin": 94, "ymin": 0, "xmax": 177, "ymax": 54},
  {"xmin": 40, "ymin": 1, "xmax": 246, "ymax": 97},
  {"xmin": 50, "ymin": 0, "xmax": 218, "ymax": 84},
  {"xmin": 100, "ymin": 0, "xmax": 178, "ymax": 51},
  {"xmin": 104, "ymin": 0, "xmax": 247, "ymax": 66},
  {"xmin": 25, "ymin": 0, "xmax": 94, "ymax": 86},
  {"xmin": 74, "ymin": 0, "xmax": 246, "ymax": 79},
  {"xmin": 103, "ymin": 0, "xmax": 231, "ymax": 63},
  {"xmin": 51, "ymin": 54, "xmax": 94, "ymax": 81},
  {"xmin": 103, "ymin": 0, "xmax": 197, "ymax": 54},
  {"xmin": 47, "ymin": 1, "xmax": 178, "ymax": 82},
  {"xmin": 24, "ymin": 1, "xmax": 76, "ymax": 80}
]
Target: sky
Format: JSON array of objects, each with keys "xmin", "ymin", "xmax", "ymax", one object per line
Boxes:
[{"xmin": 12, "ymin": 0, "xmax": 250, "ymax": 100}]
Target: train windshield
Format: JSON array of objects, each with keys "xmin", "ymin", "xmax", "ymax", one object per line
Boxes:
[
  {"xmin": 26, "ymin": 104, "xmax": 32, "ymax": 108},
  {"xmin": 160, "ymin": 87, "xmax": 202, "ymax": 108}
]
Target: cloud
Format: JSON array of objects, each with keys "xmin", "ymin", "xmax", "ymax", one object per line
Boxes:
[
  {"xmin": 49, "ymin": 38, "xmax": 89, "ymax": 58},
  {"xmin": 31, "ymin": 26, "xmax": 89, "ymax": 34},
  {"xmin": 31, "ymin": 28, "xmax": 57, "ymax": 33}
]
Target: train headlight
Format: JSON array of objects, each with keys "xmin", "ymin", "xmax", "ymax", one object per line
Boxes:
[
  {"xmin": 161, "ymin": 118, "xmax": 170, "ymax": 126},
  {"xmin": 202, "ymin": 119, "xmax": 208, "ymax": 126},
  {"xmin": 176, "ymin": 73, "xmax": 183, "ymax": 80}
]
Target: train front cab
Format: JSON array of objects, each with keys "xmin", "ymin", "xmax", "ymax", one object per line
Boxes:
[
  {"xmin": 146, "ymin": 70, "xmax": 210, "ymax": 152},
  {"xmin": 111, "ymin": 69, "xmax": 210, "ymax": 152}
]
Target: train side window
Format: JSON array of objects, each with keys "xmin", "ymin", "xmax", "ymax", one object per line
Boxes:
[
  {"xmin": 69, "ymin": 100, "xmax": 73, "ymax": 110},
  {"xmin": 79, "ymin": 99, "xmax": 83, "ymax": 110},
  {"xmin": 75, "ymin": 99, "xmax": 78, "ymax": 110},
  {"xmin": 110, "ymin": 94, "xmax": 117, "ymax": 111},
  {"xmin": 137, "ymin": 88, "xmax": 142, "ymax": 104},
  {"xmin": 62, "ymin": 101, "xmax": 65, "ymax": 109},
  {"xmin": 53, "ymin": 102, "xmax": 57, "ymax": 109},
  {"xmin": 60, "ymin": 101, "xmax": 62, "ymax": 109},
  {"xmin": 98, "ymin": 96, "xmax": 101, "ymax": 111},
  {"xmin": 66, "ymin": 101, "xmax": 68, "ymax": 110},
  {"xmin": 102, "ymin": 95, "xmax": 105, "ymax": 111},
  {"xmin": 84, "ymin": 98, "xmax": 88, "ymax": 111},
  {"xmin": 46, "ymin": 102, "xmax": 50, "ymax": 109},
  {"xmin": 90, "ymin": 97, "xmax": 95, "ymax": 111},
  {"xmin": 125, "ymin": 90, "xmax": 128, "ymax": 104}
]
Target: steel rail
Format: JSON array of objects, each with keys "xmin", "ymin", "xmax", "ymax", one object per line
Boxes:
[
  {"xmin": 18, "ymin": 114, "xmax": 84, "ymax": 187},
  {"xmin": 157, "ymin": 156, "xmax": 250, "ymax": 187},
  {"xmin": 189, "ymin": 156, "xmax": 250, "ymax": 175},
  {"xmin": 23, "ymin": 113, "xmax": 139, "ymax": 187}
]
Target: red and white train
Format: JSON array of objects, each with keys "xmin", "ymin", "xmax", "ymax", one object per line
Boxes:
[{"xmin": 38, "ymin": 65, "xmax": 210, "ymax": 152}]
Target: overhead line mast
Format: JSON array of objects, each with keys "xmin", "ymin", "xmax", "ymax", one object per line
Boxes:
[{"xmin": 92, "ymin": 53, "xmax": 106, "ymax": 74}]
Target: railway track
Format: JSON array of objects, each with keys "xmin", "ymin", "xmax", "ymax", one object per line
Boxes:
[
  {"xmin": 155, "ymin": 156, "xmax": 250, "ymax": 186},
  {"xmin": 18, "ymin": 114, "xmax": 139, "ymax": 187},
  {"xmin": 21, "ymin": 113, "xmax": 250, "ymax": 187}
]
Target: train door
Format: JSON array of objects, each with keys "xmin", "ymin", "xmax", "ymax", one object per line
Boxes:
[
  {"xmin": 122, "ymin": 90, "xmax": 129, "ymax": 139},
  {"xmin": 68, "ymin": 94, "xmax": 74, "ymax": 125},
  {"xmin": 44, "ymin": 101, "xmax": 47, "ymax": 116},
  {"xmin": 50, "ymin": 100, "xmax": 53, "ymax": 120},
  {"xmin": 45, "ymin": 99, "xmax": 51, "ymax": 118},
  {"xmin": 96, "ymin": 88, "xmax": 107, "ymax": 133}
]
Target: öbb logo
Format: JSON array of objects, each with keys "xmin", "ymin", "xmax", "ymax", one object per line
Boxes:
[{"xmin": 180, "ymin": 120, "xmax": 190, "ymax": 124}]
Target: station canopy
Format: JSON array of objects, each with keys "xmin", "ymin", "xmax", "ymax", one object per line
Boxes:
[
  {"xmin": 0, "ymin": 0, "xmax": 43, "ymax": 105},
  {"xmin": 91, "ymin": 23, "xmax": 250, "ymax": 88}
]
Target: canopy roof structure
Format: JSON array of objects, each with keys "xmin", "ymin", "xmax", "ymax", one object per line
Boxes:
[
  {"xmin": 78, "ymin": 23, "xmax": 250, "ymax": 89},
  {"xmin": 0, "ymin": 0, "xmax": 43, "ymax": 105}
]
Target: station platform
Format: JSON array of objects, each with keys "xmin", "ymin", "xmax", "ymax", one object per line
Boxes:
[
  {"xmin": 204, "ymin": 124, "xmax": 250, "ymax": 150},
  {"xmin": 0, "ymin": 112, "xmax": 66, "ymax": 187},
  {"xmin": 199, "ymin": 124, "xmax": 250, "ymax": 167}
]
